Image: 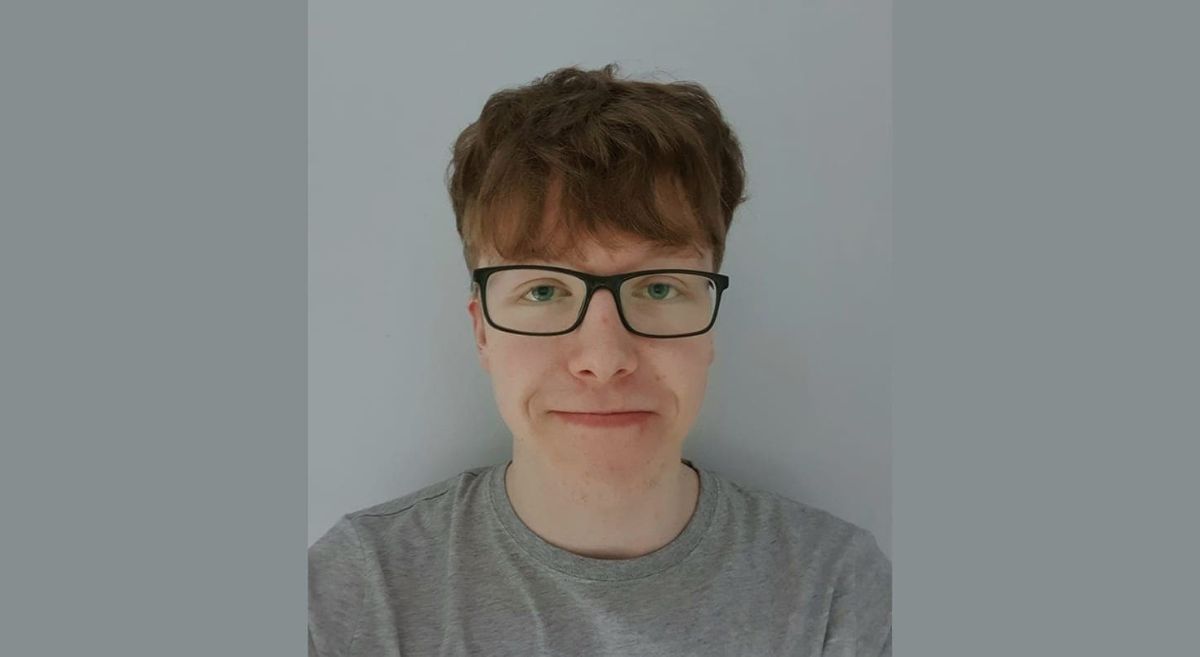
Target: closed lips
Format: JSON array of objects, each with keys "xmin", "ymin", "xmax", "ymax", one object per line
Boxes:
[{"xmin": 555, "ymin": 410, "xmax": 651, "ymax": 414}]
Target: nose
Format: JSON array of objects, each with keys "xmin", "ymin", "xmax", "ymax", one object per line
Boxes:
[{"xmin": 567, "ymin": 287, "xmax": 638, "ymax": 383}]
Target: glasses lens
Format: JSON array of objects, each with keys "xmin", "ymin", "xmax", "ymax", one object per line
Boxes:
[
  {"xmin": 485, "ymin": 269, "xmax": 589, "ymax": 334},
  {"xmin": 484, "ymin": 268, "xmax": 717, "ymax": 336},
  {"xmin": 620, "ymin": 272, "xmax": 717, "ymax": 336}
]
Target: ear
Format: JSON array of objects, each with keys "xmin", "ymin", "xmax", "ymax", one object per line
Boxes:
[{"xmin": 467, "ymin": 294, "xmax": 490, "ymax": 372}]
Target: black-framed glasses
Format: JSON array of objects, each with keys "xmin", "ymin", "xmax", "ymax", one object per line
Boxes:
[{"xmin": 471, "ymin": 265, "xmax": 730, "ymax": 339}]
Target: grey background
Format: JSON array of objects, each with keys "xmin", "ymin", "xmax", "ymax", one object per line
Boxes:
[{"xmin": 309, "ymin": 0, "xmax": 893, "ymax": 557}]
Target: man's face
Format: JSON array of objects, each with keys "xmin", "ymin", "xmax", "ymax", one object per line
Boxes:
[{"xmin": 467, "ymin": 236, "xmax": 717, "ymax": 483}]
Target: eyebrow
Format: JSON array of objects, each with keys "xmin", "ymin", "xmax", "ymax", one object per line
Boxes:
[
  {"xmin": 525, "ymin": 247, "xmax": 707, "ymax": 268},
  {"xmin": 511, "ymin": 259, "xmax": 709, "ymax": 275}
]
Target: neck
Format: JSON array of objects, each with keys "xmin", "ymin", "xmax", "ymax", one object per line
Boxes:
[{"xmin": 504, "ymin": 452, "xmax": 700, "ymax": 560}]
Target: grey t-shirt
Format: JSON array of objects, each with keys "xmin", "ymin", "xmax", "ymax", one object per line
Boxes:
[{"xmin": 308, "ymin": 459, "xmax": 891, "ymax": 656}]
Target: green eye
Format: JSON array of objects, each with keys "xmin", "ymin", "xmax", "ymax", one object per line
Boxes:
[
  {"xmin": 646, "ymin": 283, "xmax": 674, "ymax": 300},
  {"xmin": 522, "ymin": 285, "xmax": 569, "ymax": 303},
  {"xmin": 635, "ymin": 281, "xmax": 681, "ymax": 301}
]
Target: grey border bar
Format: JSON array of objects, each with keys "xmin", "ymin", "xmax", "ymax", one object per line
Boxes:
[
  {"xmin": 1, "ymin": 1, "xmax": 305, "ymax": 654},
  {"xmin": 898, "ymin": 1, "xmax": 1200, "ymax": 654}
]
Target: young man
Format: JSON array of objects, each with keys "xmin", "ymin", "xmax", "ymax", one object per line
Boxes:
[{"xmin": 309, "ymin": 64, "xmax": 891, "ymax": 656}]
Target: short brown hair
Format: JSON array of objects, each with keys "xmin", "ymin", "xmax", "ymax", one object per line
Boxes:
[{"xmin": 446, "ymin": 64, "xmax": 747, "ymax": 274}]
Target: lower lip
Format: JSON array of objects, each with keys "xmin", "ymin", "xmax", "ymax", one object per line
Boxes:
[{"xmin": 550, "ymin": 411, "xmax": 656, "ymax": 428}]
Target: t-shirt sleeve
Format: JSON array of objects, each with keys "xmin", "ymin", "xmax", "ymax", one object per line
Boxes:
[
  {"xmin": 822, "ymin": 528, "xmax": 893, "ymax": 657},
  {"xmin": 309, "ymin": 516, "xmax": 367, "ymax": 657}
]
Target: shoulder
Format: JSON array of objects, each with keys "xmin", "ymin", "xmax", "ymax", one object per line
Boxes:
[
  {"xmin": 702, "ymin": 468, "xmax": 891, "ymax": 654},
  {"xmin": 307, "ymin": 462, "xmax": 497, "ymax": 657},
  {"xmin": 704, "ymin": 466, "xmax": 888, "ymax": 570},
  {"xmin": 308, "ymin": 461, "xmax": 496, "ymax": 586},
  {"xmin": 329, "ymin": 462, "xmax": 495, "ymax": 551}
]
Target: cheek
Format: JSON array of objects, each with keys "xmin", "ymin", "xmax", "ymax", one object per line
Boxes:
[
  {"xmin": 651, "ymin": 340, "xmax": 715, "ymax": 408},
  {"xmin": 488, "ymin": 338, "xmax": 556, "ymax": 410}
]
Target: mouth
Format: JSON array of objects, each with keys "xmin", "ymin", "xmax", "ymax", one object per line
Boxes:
[{"xmin": 548, "ymin": 410, "xmax": 656, "ymax": 428}]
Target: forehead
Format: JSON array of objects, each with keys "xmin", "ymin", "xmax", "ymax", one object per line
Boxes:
[{"xmin": 471, "ymin": 171, "xmax": 716, "ymax": 274}]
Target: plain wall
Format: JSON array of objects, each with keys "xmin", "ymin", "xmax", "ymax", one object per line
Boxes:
[{"xmin": 309, "ymin": 0, "xmax": 891, "ymax": 558}]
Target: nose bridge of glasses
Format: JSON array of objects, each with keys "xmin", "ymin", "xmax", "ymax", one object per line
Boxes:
[
  {"xmin": 588, "ymin": 272, "xmax": 638, "ymax": 301},
  {"xmin": 581, "ymin": 281, "xmax": 622, "ymax": 321}
]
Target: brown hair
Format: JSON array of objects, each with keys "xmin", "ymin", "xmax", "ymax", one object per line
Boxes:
[{"xmin": 445, "ymin": 64, "xmax": 747, "ymax": 275}]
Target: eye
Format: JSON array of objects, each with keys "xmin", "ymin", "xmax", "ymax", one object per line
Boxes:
[
  {"xmin": 635, "ymin": 281, "xmax": 682, "ymax": 301},
  {"xmin": 519, "ymin": 283, "xmax": 573, "ymax": 303}
]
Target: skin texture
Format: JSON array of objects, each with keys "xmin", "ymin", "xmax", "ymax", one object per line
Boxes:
[{"xmin": 467, "ymin": 235, "xmax": 716, "ymax": 559}]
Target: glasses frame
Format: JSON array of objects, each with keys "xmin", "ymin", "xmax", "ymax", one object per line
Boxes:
[{"xmin": 471, "ymin": 264, "xmax": 731, "ymax": 339}]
